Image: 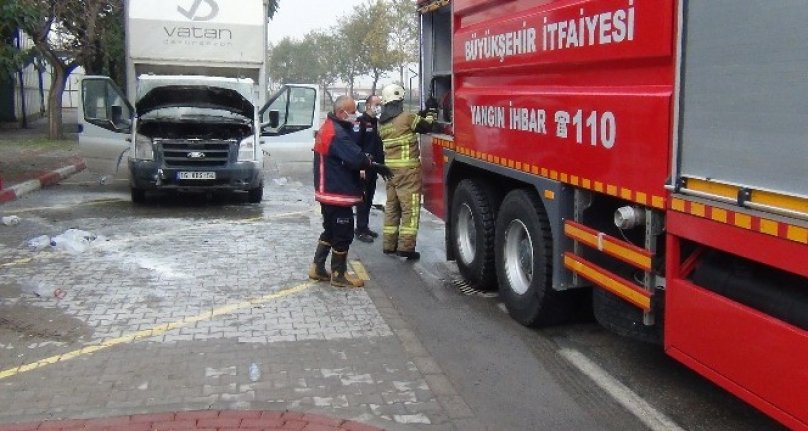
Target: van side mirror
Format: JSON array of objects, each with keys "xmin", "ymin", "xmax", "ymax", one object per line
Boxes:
[{"xmin": 268, "ymin": 110, "xmax": 280, "ymax": 128}]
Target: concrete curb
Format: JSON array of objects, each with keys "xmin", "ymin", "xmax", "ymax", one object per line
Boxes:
[
  {"xmin": 0, "ymin": 160, "xmax": 86, "ymax": 204},
  {"xmin": 0, "ymin": 409, "xmax": 386, "ymax": 431}
]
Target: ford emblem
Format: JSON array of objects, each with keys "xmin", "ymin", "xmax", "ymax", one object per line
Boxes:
[{"xmin": 187, "ymin": 151, "xmax": 206, "ymax": 159}]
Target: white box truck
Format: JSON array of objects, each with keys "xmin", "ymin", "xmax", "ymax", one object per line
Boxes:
[{"xmin": 78, "ymin": 0, "xmax": 320, "ymax": 203}]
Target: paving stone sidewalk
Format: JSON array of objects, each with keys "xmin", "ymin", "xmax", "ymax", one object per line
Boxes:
[{"xmin": 0, "ymin": 159, "xmax": 482, "ymax": 430}]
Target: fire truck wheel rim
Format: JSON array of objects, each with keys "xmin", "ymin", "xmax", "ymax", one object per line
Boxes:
[
  {"xmin": 504, "ymin": 219, "xmax": 533, "ymax": 295},
  {"xmin": 456, "ymin": 203, "xmax": 478, "ymax": 265}
]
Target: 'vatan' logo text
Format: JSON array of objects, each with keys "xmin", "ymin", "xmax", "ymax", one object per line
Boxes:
[{"xmin": 177, "ymin": 0, "xmax": 219, "ymax": 21}]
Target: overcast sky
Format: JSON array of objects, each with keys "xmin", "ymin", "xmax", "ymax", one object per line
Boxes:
[{"xmin": 268, "ymin": 0, "xmax": 367, "ymax": 45}]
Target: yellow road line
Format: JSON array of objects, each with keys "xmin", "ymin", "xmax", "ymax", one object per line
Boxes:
[
  {"xmin": 350, "ymin": 260, "xmax": 370, "ymax": 281},
  {"xmin": 0, "ymin": 281, "xmax": 316, "ymax": 381},
  {"xmin": 0, "ymin": 258, "xmax": 33, "ymax": 268}
]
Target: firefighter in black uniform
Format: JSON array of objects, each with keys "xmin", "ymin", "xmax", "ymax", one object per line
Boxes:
[
  {"xmin": 355, "ymin": 95, "xmax": 385, "ymax": 243},
  {"xmin": 308, "ymin": 95, "xmax": 392, "ymax": 287}
]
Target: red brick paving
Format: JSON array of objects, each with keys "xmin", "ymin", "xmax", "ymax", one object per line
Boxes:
[{"xmin": 0, "ymin": 411, "xmax": 386, "ymax": 431}]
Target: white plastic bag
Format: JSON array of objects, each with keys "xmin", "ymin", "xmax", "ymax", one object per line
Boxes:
[
  {"xmin": 27, "ymin": 235, "xmax": 51, "ymax": 251},
  {"xmin": 50, "ymin": 229, "xmax": 97, "ymax": 255},
  {"xmin": 2, "ymin": 216, "xmax": 20, "ymax": 226}
]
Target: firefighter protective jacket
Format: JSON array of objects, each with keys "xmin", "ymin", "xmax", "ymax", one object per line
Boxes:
[
  {"xmin": 313, "ymin": 113, "xmax": 372, "ymax": 206},
  {"xmin": 379, "ymin": 107, "xmax": 435, "ymax": 169}
]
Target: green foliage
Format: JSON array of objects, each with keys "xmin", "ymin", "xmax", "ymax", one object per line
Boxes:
[
  {"xmin": 12, "ymin": 0, "xmax": 121, "ymax": 138},
  {"xmin": 0, "ymin": 1, "xmax": 38, "ymax": 80},
  {"xmin": 268, "ymin": 0, "xmax": 280, "ymax": 19},
  {"xmin": 87, "ymin": 1, "xmax": 125, "ymax": 86}
]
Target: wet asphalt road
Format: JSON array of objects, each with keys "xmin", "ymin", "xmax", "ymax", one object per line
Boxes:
[{"xmin": 0, "ymin": 156, "xmax": 786, "ymax": 431}]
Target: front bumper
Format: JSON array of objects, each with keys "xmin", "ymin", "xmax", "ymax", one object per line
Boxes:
[{"xmin": 129, "ymin": 160, "xmax": 262, "ymax": 192}]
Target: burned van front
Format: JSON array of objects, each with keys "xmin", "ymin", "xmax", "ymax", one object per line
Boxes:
[{"xmin": 128, "ymin": 77, "xmax": 264, "ymax": 203}]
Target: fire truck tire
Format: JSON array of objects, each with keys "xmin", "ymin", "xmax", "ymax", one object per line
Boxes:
[
  {"xmin": 592, "ymin": 287, "xmax": 661, "ymax": 344},
  {"xmin": 450, "ymin": 179, "xmax": 497, "ymax": 290},
  {"xmin": 495, "ymin": 189, "xmax": 571, "ymax": 327}
]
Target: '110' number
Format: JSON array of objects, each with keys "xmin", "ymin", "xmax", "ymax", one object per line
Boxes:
[{"xmin": 572, "ymin": 110, "xmax": 616, "ymax": 149}]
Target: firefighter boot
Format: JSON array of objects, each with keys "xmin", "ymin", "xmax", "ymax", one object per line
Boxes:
[
  {"xmin": 330, "ymin": 251, "xmax": 365, "ymax": 288},
  {"xmin": 308, "ymin": 241, "xmax": 331, "ymax": 281}
]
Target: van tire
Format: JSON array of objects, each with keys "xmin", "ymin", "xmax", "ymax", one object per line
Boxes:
[
  {"xmin": 248, "ymin": 183, "xmax": 264, "ymax": 203},
  {"xmin": 131, "ymin": 188, "xmax": 145, "ymax": 204}
]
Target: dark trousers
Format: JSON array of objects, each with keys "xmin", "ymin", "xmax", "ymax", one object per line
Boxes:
[
  {"xmin": 355, "ymin": 172, "xmax": 377, "ymax": 231},
  {"xmin": 319, "ymin": 204, "xmax": 355, "ymax": 252}
]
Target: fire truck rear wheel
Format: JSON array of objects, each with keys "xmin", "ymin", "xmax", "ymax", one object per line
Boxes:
[
  {"xmin": 495, "ymin": 189, "xmax": 571, "ymax": 327},
  {"xmin": 450, "ymin": 179, "xmax": 497, "ymax": 290},
  {"xmin": 593, "ymin": 286, "xmax": 661, "ymax": 344}
]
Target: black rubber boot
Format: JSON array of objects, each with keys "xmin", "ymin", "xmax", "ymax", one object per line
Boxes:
[
  {"xmin": 331, "ymin": 251, "xmax": 364, "ymax": 288},
  {"xmin": 308, "ymin": 241, "xmax": 331, "ymax": 281},
  {"xmin": 397, "ymin": 250, "xmax": 421, "ymax": 261}
]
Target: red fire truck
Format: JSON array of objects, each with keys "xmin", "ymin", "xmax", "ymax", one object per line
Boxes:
[{"xmin": 415, "ymin": 0, "xmax": 807, "ymax": 428}]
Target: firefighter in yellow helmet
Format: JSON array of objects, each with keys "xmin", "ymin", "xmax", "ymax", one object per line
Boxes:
[{"xmin": 378, "ymin": 84, "xmax": 437, "ymax": 260}]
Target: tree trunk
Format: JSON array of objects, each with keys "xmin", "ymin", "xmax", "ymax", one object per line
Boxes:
[
  {"xmin": 323, "ymin": 87, "xmax": 335, "ymax": 105},
  {"xmin": 371, "ymin": 70, "xmax": 381, "ymax": 95},
  {"xmin": 47, "ymin": 63, "xmax": 73, "ymax": 140}
]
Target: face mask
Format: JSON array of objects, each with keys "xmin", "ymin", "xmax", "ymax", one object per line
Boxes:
[
  {"xmin": 371, "ymin": 105, "xmax": 382, "ymax": 117},
  {"xmin": 341, "ymin": 110, "xmax": 358, "ymax": 122}
]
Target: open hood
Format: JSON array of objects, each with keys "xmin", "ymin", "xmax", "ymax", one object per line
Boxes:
[{"xmin": 136, "ymin": 85, "xmax": 254, "ymax": 118}]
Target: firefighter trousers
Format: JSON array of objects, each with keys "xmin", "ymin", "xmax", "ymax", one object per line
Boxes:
[
  {"xmin": 383, "ymin": 166, "xmax": 421, "ymax": 253},
  {"xmin": 319, "ymin": 204, "xmax": 355, "ymax": 253}
]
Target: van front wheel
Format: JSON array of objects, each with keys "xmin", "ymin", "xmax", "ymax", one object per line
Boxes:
[
  {"xmin": 248, "ymin": 183, "xmax": 264, "ymax": 203},
  {"xmin": 131, "ymin": 188, "xmax": 145, "ymax": 204}
]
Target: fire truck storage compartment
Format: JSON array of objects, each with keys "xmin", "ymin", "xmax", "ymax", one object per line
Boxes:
[
  {"xmin": 420, "ymin": 4, "xmax": 452, "ymax": 122},
  {"xmin": 677, "ymin": 1, "xmax": 808, "ymax": 200}
]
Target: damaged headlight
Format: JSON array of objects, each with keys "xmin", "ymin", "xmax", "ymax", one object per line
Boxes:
[
  {"xmin": 238, "ymin": 137, "xmax": 257, "ymax": 162},
  {"xmin": 133, "ymin": 134, "xmax": 154, "ymax": 160}
]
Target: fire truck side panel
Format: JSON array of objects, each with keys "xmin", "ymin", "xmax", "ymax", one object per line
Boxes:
[
  {"xmin": 453, "ymin": 0, "xmax": 676, "ymax": 208},
  {"xmin": 666, "ymin": 212, "xmax": 808, "ymax": 429}
]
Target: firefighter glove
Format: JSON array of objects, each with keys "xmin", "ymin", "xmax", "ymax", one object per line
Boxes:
[{"xmin": 372, "ymin": 162, "xmax": 394, "ymax": 181}]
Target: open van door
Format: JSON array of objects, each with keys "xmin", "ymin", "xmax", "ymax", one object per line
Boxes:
[
  {"xmin": 78, "ymin": 76, "xmax": 133, "ymax": 179},
  {"xmin": 259, "ymin": 84, "xmax": 321, "ymax": 162}
]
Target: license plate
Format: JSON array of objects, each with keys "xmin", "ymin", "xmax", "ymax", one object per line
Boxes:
[{"xmin": 177, "ymin": 172, "xmax": 216, "ymax": 180}]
